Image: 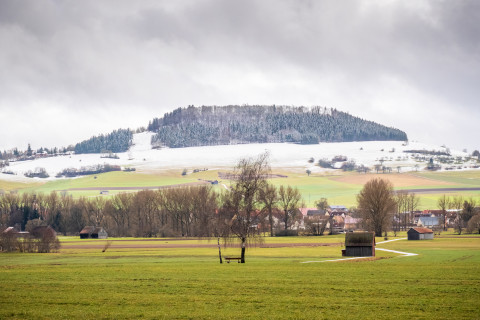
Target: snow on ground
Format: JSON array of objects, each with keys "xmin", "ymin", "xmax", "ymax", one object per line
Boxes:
[{"xmin": 0, "ymin": 131, "xmax": 473, "ymax": 182}]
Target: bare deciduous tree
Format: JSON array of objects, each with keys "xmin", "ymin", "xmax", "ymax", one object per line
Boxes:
[
  {"xmin": 304, "ymin": 215, "xmax": 329, "ymax": 236},
  {"xmin": 357, "ymin": 178, "xmax": 397, "ymax": 237},
  {"xmin": 451, "ymin": 196, "xmax": 464, "ymax": 234},
  {"xmin": 278, "ymin": 185, "xmax": 302, "ymax": 232},
  {"xmin": 437, "ymin": 194, "xmax": 451, "ymax": 231},
  {"xmin": 220, "ymin": 153, "xmax": 270, "ymax": 263},
  {"xmin": 467, "ymin": 213, "xmax": 480, "ymax": 234},
  {"xmin": 258, "ymin": 184, "xmax": 278, "ymax": 237}
]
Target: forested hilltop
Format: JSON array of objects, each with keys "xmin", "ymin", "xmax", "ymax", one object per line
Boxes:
[
  {"xmin": 74, "ymin": 129, "xmax": 133, "ymax": 154},
  {"xmin": 148, "ymin": 105, "xmax": 407, "ymax": 148}
]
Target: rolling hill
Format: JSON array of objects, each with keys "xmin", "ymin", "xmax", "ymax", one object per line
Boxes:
[{"xmin": 147, "ymin": 105, "xmax": 408, "ymax": 148}]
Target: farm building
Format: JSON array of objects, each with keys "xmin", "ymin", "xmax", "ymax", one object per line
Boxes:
[
  {"xmin": 418, "ymin": 216, "xmax": 439, "ymax": 228},
  {"xmin": 329, "ymin": 205, "xmax": 348, "ymax": 216},
  {"xmin": 343, "ymin": 232, "xmax": 375, "ymax": 257},
  {"xmin": 80, "ymin": 226, "xmax": 108, "ymax": 239},
  {"xmin": 344, "ymin": 216, "xmax": 361, "ymax": 231},
  {"xmin": 306, "ymin": 209, "xmax": 326, "ymax": 216},
  {"xmin": 408, "ymin": 227, "xmax": 434, "ymax": 240},
  {"xmin": 2, "ymin": 227, "xmax": 29, "ymax": 238}
]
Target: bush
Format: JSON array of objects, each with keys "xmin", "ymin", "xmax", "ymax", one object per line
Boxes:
[
  {"xmin": 274, "ymin": 230, "xmax": 298, "ymax": 236},
  {"xmin": 0, "ymin": 231, "xmax": 17, "ymax": 252},
  {"xmin": 317, "ymin": 159, "xmax": 333, "ymax": 168},
  {"xmin": 25, "ymin": 167, "xmax": 49, "ymax": 178},
  {"xmin": 56, "ymin": 164, "xmax": 121, "ymax": 178},
  {"xmin": 0, "ymin": 226, "xmax": 60, "ymax": 253}
]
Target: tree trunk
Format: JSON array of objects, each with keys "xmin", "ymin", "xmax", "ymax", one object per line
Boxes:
[
  {"xmin": 240, "ymin": 237, "xmax": 246, "ymax": 263},
  {"xmin": 217, "ymin": 237, "xmax": 223, "ymax": 264},
  {"xmin": 269, "ymin": 210, "xmax": 274, "ymax": 237},
  {"xmin": 375, "ymin": 225, "xmax": 382, "ymax": 237}
]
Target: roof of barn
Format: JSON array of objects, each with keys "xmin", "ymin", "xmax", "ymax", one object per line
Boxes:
[
  {"xmin": 80, "ymin": 226, "xmax": 95, "ymax": 234},
  {"xmin": 408, "ymin": 227, "xmax": 433, "ymax": 234},
  {"xmin": 345, "ymin": 232, "xmax": 375, "ymax": 247}
]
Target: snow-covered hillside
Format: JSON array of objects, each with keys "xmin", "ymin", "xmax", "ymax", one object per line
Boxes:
[{"xmin": 0, "ymin": 131, "xmax": 475, "ymax": 182}]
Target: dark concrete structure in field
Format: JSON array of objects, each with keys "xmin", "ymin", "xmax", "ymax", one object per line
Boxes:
[
  {"xmin": 343, "ymin": 232, "xmax": 375, "ymax": 257},
  {"xmin": 407, "ymin": 227, "xmax": 434, "ymax": 240},
  {"xmin": 80, "ymin": 226, "xmax": 108, "ymax": 239}
]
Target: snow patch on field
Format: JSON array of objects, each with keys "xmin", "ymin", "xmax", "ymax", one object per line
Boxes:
[{"xmin": 0, "ymin": 132, "xmax": 473, "ymax": 182}]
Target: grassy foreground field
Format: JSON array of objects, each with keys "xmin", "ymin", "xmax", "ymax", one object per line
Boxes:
[{"xmin": 1, "ymin": 235, "xmax": 479, "ymax": 319}]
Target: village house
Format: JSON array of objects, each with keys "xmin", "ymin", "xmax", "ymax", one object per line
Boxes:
[
  {"xmin": 328, "ymin": 205, "xmax": 349, "ymax": 216},
  {"xmin": 344, "ymin": 215, "xmax": 361, "ymax": 232},
  {"xmin": 418, "ymin": 216, "xmax": 439, "ymax": 228}
]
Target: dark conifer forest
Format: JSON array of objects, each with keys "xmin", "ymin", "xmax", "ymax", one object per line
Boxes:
[
  {"xmin": 74, "ymin": 129, "xmax": 133, "ymax": 154},
  {"xmin": 148, "ymin": 105, "xmax": 407, "ymax": 148}
]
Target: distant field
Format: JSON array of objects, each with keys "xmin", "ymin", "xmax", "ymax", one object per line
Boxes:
[
  {"xmin": 268, "ymin": 171, "xmax": 480, "ymax": 208},
  {"xmin": 0, "ymin": 235, "xmax": 479, "ymax": 319},
  {"xmin": 415, "ymin": 170, "xmax": 480, "ymax": 186},
  {"xmin": 331, "ymin": 172, "xmax": 456, "ymax": 187},
  {"xmin": 2, "ymin": 169, "xmax": 480, "ymax": 209},
  {"xmin": 19, "ymin": 170, "xmax": 203, "ymax": 194},
  {"xmin": 0, "ymin": 179, "xmax": 42, "ymax": 192}
]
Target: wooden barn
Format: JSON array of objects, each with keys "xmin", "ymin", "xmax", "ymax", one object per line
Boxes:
[
  {"xmin": 80, "ymin": 226, "xmax": 95, "ymax": 239},
  {"xmin": 80, "ymin": 226, "xmax": 108, "ymax": 239},
  {"xmin": 407, "ymin": 227, "xmax": 434, "ymax": 240},
  {"xmin": 343, "ymin": 232, "xmax": 375, "ymax": 257}
]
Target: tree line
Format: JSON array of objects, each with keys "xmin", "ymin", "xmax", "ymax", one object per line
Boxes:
[
  {"xmin": 355, "ymin": 178, "xmax": 480, "ymax": 237},
  {"xmin": 148, "ymin": 105, "xmax": 408, "ymax": 148},
  {"xmin": 0, "ymin": 156, "xmax": 303, "ymax": 241}
]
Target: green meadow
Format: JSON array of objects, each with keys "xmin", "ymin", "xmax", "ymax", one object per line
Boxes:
[
  {"xmin": 1, "ymin": 235, "xmax": 479, "ymax": 319},
  {"xmin": 2, "ymin": 169, "xmax": 480, "ymax": 209}
]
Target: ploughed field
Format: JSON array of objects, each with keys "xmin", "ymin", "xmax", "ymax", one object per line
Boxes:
[{"xmin": 1, "ymin": 234, "xmax": 479, "ymax": 319}]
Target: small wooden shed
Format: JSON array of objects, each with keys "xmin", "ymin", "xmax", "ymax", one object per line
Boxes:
[
  {"xmin": 80, "ymin": 226, "xmax": 95, "ymax": 239},
  {"xmin": 80, "ymin": 226, "xmax": 108, "ymax": 239},
  {"xmin": 92, "ymin": 227, "xmax": 108, "ymax": 239},
  {"xmin": 343, "ymin": 232, "xmax": 375, "ymax": 257},
  {"xmin": 407, "ymin": 227, "xmax": 434, "ymax": 240}
]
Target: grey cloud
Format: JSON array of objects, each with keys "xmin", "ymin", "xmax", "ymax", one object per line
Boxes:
[{"xmin": 0, "ymin": 0, "xmax": 479, "ymax": 151}]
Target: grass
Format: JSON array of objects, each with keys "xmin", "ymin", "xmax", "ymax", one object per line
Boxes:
[
  {"xmin": 415, "ymin": 170, "xmax": 480, "ymax": 186},
  {"xmin": 0, "ymin": 179, "xmax": 42, "ymax": 192},
  {"xmin": 19, "ymin": 170, "xmax": 202, "ymax": 195},
  {"xmin": 269, "ymin": 172, "xmax": 362, "ymax": 207},
  {"xmin": 2, "ymin": 169, "xmax": 480, "ymax": 209},
  {"xmin": 1, "ymin": 235, "xmax": 479, "ymax": 319}
]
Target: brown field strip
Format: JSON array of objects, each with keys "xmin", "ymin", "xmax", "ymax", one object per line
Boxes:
[{"xmin": 331, "ymin": 173, "xmax": 456, "ymax": 187}]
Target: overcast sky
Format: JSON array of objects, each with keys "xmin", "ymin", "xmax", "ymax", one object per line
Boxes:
[{"xmin": 0, "ymin": 0, "xmax": 479, "ymax": 152}]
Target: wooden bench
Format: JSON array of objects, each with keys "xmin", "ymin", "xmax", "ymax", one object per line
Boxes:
[{"xmin": 224, "ymin": 257, "xmax": 242, "ymax": 263}]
